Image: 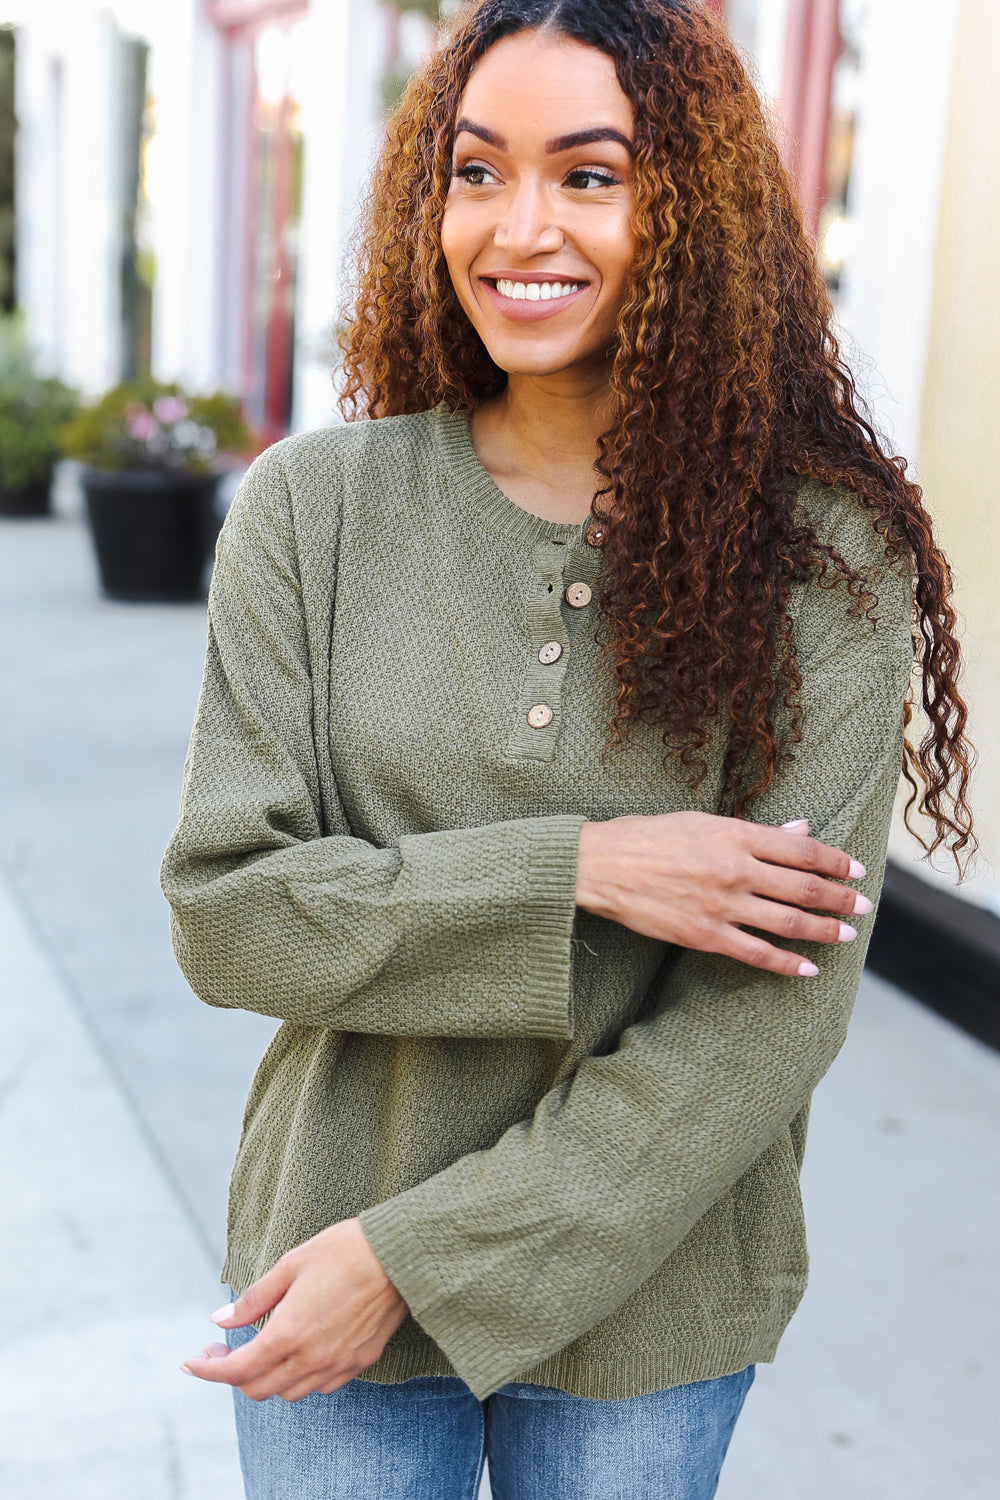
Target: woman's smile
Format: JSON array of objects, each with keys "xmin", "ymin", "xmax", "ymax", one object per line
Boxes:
[{"xmin": 478, "ymin": 272, "xmax": 590, "ymax": 319}]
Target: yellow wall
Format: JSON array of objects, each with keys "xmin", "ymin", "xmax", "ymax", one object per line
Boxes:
[{"xmin": 900, "ymin": 0, "xmax": 1000, "ymax": 899}]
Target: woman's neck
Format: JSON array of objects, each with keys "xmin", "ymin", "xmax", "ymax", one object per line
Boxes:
[{"xmin": 469, "ymin": 373, "xmax": 612, "ymax": 525}]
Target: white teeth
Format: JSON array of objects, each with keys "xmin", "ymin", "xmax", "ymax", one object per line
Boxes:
[{"xmin": 493, "ymin": 278, "xmax": 582, "ymax": 302}]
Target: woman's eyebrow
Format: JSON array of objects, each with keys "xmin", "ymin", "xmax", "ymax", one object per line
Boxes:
[
  {"xmin": 545, "ymin": 127, "xmax": 633, "ymax": 154},
  {"xmin": 454, "ymin": 118, "xmax": 507, "ymax": 149}
]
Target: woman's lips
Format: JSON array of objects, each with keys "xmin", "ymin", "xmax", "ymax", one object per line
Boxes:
[{"xmin": 478, "ymin": 276, "xmax": 589, "ymax": 322}]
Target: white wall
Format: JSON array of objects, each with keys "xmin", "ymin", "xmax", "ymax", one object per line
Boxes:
[
  {"xmin": 144, "ymin": 0, "xmax": 226, "ymax": 390},
  {"xmin": 15, "ymin": 4, "xmax": 124, "ymax": 392},
  {"xmin": 745, "ymin": 0, "xmax": 790, "ymax": 106},
  {"xmin": 292, "ymin": 0, "xmax": 388, "ymax": 432},
  {"xmin": 291, "ymin": 0, "xmax": 351, "ymax": 433},
  {"xmin": 837, "ymin": 0, "xmax": 960, "ymax": 467}
]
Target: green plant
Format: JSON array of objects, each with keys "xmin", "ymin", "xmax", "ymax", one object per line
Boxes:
[
  {"xmin": 60, "ymin": 377, "xmax": 254, "ymax": 476},
  {"xmin": 0, "ymin": 316, "xmax": 79, "ymax": 490}
]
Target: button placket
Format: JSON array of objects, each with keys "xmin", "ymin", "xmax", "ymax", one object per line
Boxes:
[{"xmin": 507, "ymin": 538, "xmax": 573, "ymax": 761}]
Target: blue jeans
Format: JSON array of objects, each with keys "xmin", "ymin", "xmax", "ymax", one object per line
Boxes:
[{"xmin": 226, "ymin": 1318, "xmax": 754, "ymax": 1499}]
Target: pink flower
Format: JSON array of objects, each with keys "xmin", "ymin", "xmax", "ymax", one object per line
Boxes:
[
  {"xmin": 153, "ymin": 396, "xmax": 188, "ymax": 424},
  {"xmin": 127, "ymin": 410, "xmax": 159, "ymax": 440}
]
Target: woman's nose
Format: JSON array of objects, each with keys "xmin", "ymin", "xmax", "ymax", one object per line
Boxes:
[{"xmin": 493, "ymin": 182, "xmax": 563, "ymax": 257}]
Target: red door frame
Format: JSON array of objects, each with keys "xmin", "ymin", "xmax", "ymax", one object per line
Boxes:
[
  {"xmin": 207, "ymin": 0, "xmax": 308, "ymax": 442},
  {"xmin": 778, "ymin": 0, "xmax": 840, "ymax": 238},
  {"xmin": 703, "ymin": 0, "xmax": 840, "ymax": 241}
]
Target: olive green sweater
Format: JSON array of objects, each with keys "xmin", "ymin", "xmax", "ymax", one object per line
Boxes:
[{"xmin": 161, "ymin": 405, "xmax": 913, "ymax": 1401}]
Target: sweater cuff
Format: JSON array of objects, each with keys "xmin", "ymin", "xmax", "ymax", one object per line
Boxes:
[
  {"xmin": 516, "ymin": 813, "xmax": 585, "ymax": 1038},
  {"xmin": 359, "ymin": 1193, "xmax": 520, "ymax": 1399}
]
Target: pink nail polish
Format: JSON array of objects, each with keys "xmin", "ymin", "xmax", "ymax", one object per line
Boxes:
[
  {"xmin": 853, "ymin": 894, "xmax": 873, "ymax": 916},
  {"xmin": 848, "ymin": 859, "xmax": 866, "ymax": 879},
  {"xmin": 210, "ymin": 1303, "xmax": 236, "ymax": 1325},
  {"xmin": 797, "ymin": 961, "xmax": 819, "ymax": 977},
  {"xmin": 838, "ymin": 923, "xmax": 857, "ymax": 943},
  {"xmin": 180, "ymin": 1364, "xmax": 194, "ymax": 1376}
]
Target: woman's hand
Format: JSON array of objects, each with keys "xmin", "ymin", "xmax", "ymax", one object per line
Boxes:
[
  {"xmin": 181, "ymin": 1218, "xmax": 407, "ymax": 1402},
  {"xmin": 576, "ymin": 813, "xmax": 871, "ymax": 978}
]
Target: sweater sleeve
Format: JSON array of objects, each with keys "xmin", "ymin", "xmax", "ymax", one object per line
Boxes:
[
  {"xmin": 160, "ymin": 448, "xmax": 582, "ymax": 1041},
  {"xmin": 359, "ymin": 525, "xmax": 916, "ymax": 1397}
]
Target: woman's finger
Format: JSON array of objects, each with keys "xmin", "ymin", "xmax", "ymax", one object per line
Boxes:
[
  {"xmin": 211, "ymin": 1261, "xmax": 293, "ymax": 1331},
  {"xmin": 184, "ymin": 1339, "xmax": 307, "ymax": 1397},
  {"xmin": 184, "ymin": 1307, "xmax": 303, "ymax": 1388},
  {"xmin": 235, "ymin": 1356, "xmax": 310, "ymax": 1398},
  {"xmin": 720, "ymin": 928, "xmax": 819, "ymax": 978},
  {"xmin": 748, "ymin": 864, "xmax": 874, "ymax": 918},
  {"xmin": 751, "ymin": 825, "xmax": 865, "ymax": 882},
  {"xmin": 238, "ymin": 1356, "xmax": 320, "ymax": 1403},
  {"xmin": 738, "ymin": 896, "xmax": 857, "ymax": 947}
]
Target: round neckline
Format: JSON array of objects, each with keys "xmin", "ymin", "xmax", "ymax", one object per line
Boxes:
[{"xmin": 435, "ymin": 406, "xmax": 589, "ymax": 547}]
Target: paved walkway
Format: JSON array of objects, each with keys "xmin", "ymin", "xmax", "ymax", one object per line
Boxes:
[{"xmin": 1, "ymin": 495, "xmax": 997, "ymax": 1497}]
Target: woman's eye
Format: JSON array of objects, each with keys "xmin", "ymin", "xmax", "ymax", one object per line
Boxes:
[
  {"xmin": 453, "ymin": 163, "xmax": 498, "ymax": 186},
  {"xmin": 565, "ymin": 168, "xmax": 618, "ymax": 190}
]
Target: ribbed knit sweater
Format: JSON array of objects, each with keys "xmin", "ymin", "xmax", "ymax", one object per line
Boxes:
[{"xmin": 161, "ymin": 405, "xmax": 914, "ymax": 1401}]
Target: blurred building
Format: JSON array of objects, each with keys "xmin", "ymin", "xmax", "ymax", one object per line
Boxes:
[
  {"xmin": 13, "ymin": 0, "xmax": 401, "ymax": 438},
  {"xmin": 9, "ymin": 0, "xmax": 1000, "ymax": 1032}
]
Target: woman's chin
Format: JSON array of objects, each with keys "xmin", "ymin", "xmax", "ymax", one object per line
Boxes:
[{"xmin": 479, "ymin": 338, "xmax": 614, "ymax": 385}]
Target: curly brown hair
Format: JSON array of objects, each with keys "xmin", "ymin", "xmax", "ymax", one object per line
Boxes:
[{"xmin": 340, "ymin": 0, "xmax": 975, "ymax": 867}]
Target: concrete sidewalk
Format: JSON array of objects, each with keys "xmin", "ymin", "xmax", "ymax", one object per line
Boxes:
[
  {"xmin": 0, "ymin": 874, "xmax": 242, "ymax": 1499},
  {"xmin": 1, "ymin": 501, "xmax": 998, "ymax": 1497}
]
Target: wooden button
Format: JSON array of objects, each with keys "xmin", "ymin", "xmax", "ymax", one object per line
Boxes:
[
  {"xmin": 538, "ymin": 641, "xmax": 563, "ymax": 664},
  {"xmin": 527, "ymin": 704, "xmax": 554, "ymax": 729},
  {"xmin": 565, "ymin": 582, "xmax": 592, "ymax": 609},
  {"xmin": 586, "ymin": 523, "xmax": 606, "ymax": 548}
]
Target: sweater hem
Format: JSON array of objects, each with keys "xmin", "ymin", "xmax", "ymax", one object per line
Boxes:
[{"xmin": 351, "ymin": 1296, "xmax": 800, "ymax": 1399}]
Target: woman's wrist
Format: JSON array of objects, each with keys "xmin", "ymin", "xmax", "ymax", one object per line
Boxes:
[{"xmin": 576, "ymin": 820, "xmax": 620, "ymax": 921}]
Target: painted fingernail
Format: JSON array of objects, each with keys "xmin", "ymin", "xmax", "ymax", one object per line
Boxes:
[
  {"xmin": 782, "ymin": 819, "xmax": 809, "ymax": 830},
  {"xmin": 838, "ymin": 923, "xmax": 858, "ymax": 943},
  {"xmin": 797, "ymin": 961, "xmax": 819, "ymax": 977},
  {"xmin": 210, "ymin": 1303, "xmax": 236, "ymax": 1325},
  {"xmin": 848, "ymin": 859, "xmax": 866, "ymax": 879},
  {"xmin": 853, "ymin": 894, "xmax": 874, "ymax": 916},
  {"xmin": 180, "ymin": 1364, "xmax": 194, "ymax": 1376}
]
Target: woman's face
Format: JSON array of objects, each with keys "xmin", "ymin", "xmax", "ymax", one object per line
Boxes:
[{"xmin": 441, "ymin": 30, "xmax": 636, "ymax": 385}]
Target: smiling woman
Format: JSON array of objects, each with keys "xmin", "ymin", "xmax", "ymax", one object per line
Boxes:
[
  {"xmin": 440, "ymin": 30, "xmax": 637, "ymax": 519},
  {"xmin": 161, "ymin": 2, "xmax": 975, "ymax": 1498}
]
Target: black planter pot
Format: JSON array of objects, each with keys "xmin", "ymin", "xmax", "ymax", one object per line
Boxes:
[
  {"xmin": 0, "ymin": 474, "xmax": 52, "ymax": 516},
  {"xmin": 81, "ymin": 467, "xmax": 222, "ymax": 602}
]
